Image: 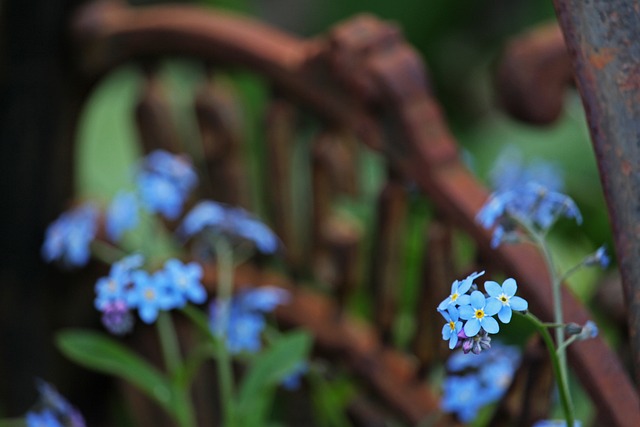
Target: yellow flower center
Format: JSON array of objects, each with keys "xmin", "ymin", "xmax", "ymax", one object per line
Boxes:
[
  {"xmin": 449, "ymin": 320, "xmax": 456, "ymax": 331},
  {"xmin": 474, "ymin": 309, "xmax": 485, "ymax": 319},
  {"xmin": 144, "ymin": 289, "xmax": 156, "ymax": 301},
  {"xmin": 451, "ymin": 293, "xmax": 459, "ymax": 302}
]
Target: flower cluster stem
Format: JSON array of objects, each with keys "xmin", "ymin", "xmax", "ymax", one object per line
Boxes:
[
  {"xmin": 519, "ymin": 312, "xmax": 575, "ymax": 427},
  {"xmin": 157, "ymin": 312, "xmax": 197, "ymax": 427},
  {"xmin": 518, "ymin": 221, "xmax": 575, "ymax": 424},
  {"xmin": 214, "ymin": 238, "xmax": 237, "ymax": 427}
]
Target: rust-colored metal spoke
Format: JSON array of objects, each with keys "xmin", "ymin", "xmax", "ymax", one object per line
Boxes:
[
  {"xmin": 369, "ymin": 172, "xmax": 408, "ymax": 345},
  {"xmin": 135, "ymin": 65, "xmax": 181, "ymax": 153},
  {"xmin": 194, "ymin": 76, "xmax": 248, "ymax": 206},
  {"xmin": 553, "ymin": 0, "xmax": 640, "ymax": 389}
]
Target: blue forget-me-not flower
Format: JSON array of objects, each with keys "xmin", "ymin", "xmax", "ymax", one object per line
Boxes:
[
  {"xmin": 440, "ymin": 307, "xmax": 463, "ymax": 349},
  {"xmin": 26, "ymin": 381, "xmax": 85, "ymax": 427},
  {"xmin": 437, "ymin": 271, "xmax": 484, "ymax": 311},
  {"xmin": 441, "ymin": 343, "xmax": 520, "ymax": 422},
  {"xmin": 42, "ymin": 204, "xmax": 98, "ymax": 268},
  {"xmin": 533, "ymin": 421, "xmax": 582, "ymax": 427},
  {"xmin": 161, "ymin": 258, "xmax": 206, "ymax": 307},
  {"xmin": 458, "ymin": 291, "xmax": 502, "ymax": 337},
  {"xmin": 209, "ymin": 287, "xmax": 289, "ymax": 354},
  {"xmin": 126, "ymin": 269, "xmax": 179, "ymax": 324},
  {"xmin": 181, "ymin": 200, "xmax": 280, "ymax": 254},
  {"xmin": 105, "ymin": 191, "xmax": 139, "ymax": 241},
  {"xmin": 437, "ymin": 272, "xmax": 527, "ymax": 353},
  {"xmin": 136, "ymin": 150, "xmax": 197, "ymax": 220},
  {"xmin": 484, "ymin": 278, "xmax": 528, "ymax": 324}
]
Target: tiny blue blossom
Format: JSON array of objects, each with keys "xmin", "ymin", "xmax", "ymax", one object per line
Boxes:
[
  {"xmin": 94, "ymin": 254, "xmax": 144, "ymax": 311},
  {"xmin": 33, "ymin": 381, "xmax": 85, "ymax": 427},
  {"xmin": 42, "ymin": 204, "xmax": 98, "ymax": 268},
  {"xmin": 145, "ymin": 149, "xmax": 198, "ymax": 193},
  {"xmin": 27, "ymin": 410, "xmax": 63, "ymax": 427},
  {"xmin": 575, "ymin": 320, "xmax": 598, "ymax": 340},
  {"xmin": 477, "ymin": 181, "xmax": 582, "ymax": 248},
  {"xmin": 458, "ymin": 291, "xmax": 501, "ymax": 337},
  {"xmin": 136, "ymin": 172, "xmax": 185, "ymax": 220},
  {"xmin": 484, "ymin": 278, "xmax": 528, "ymax": 324},
  {"xmin": 490, "ymin": 147, "xmax": 564, "ymax": 193},
  {"xmin": 181, "ymin": 200, "xmax": 280, "ymax": 254},
  {"xmin": 281, "ymin": 362, "xmax": 308, "ymax": 391},
  {"xmin": 441, "ymin": 375, "xmax": 487, "ymax": 422},
  {"xmin": 126, "ymin": 270, "xmax": 178, "ymax": 323},
  {"xmin": 106, "ymin": 191, "xmax": 139, "ymax": 241},
  {"xmin": 533, "ymin": 421, "xmax": 582, "ymax": 427},
  {"xmin": 162, "ymin": 258, "xmax": 206, "ymax": 307},
  {"xmin": 440, "ymin": 307, "xmax": 463, "ymax": 349},
  {"xmin": 584, "ymin": 245, "xmax": 610, "ymax": 269},
  {"xmin": 442, "ymin": 344, "xmax": 519, "ymax": 422},
  {"xmin": 437, "ymin": 271, "xmax": 484, "ymax": 311},
  {"xmin": 210, "ymin": 287, "xmax": 289, "ymax": 354},
  {"xmin": 135, "ymin": 150, "xmax": 197, "ymax": 219}
]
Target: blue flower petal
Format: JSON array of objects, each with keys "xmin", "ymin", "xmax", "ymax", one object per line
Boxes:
[
  {"xmin": 502, "ymin": 278, "xmax": 517, "ymax": 297},
  {"xmin": 509, "ymin": 296, "xmax": 528, "ymax": 311},
  {"xmin": 484, "ymin": 298, "xmax": 502, "ymax": 316},
  {"xmin": 481, "ymin": 316, "xmax": 500, "ymax": 334},
  {"xmin": 484, "ymin": 280, "xmax": 502, "ymax": 297},
  {"xmin": 464, "ymin": 318, "xmax": 481, "ymax": 337},
  {"xmin": 498, "ymin": 306, "xmax": 512, "ymax": 323},
  {"xmin": 470, "ymin": 291, "xmax": 485, "ymax": 309},
  {"xmin": 458, "ymin": 304, "xmax": 474, "ymax": 320}
]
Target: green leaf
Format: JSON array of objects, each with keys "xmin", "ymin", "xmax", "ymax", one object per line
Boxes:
[
  {"xmin": 237, "ymin": 330, "xmax": 312, "ymax": 414},
  {"xmin": 56, "ymin": 330, "xmax": 173, "ymax": 410}
]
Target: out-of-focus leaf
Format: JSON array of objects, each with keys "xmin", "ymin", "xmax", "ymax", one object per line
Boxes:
[{"xmin": 56, "ymin": 330, "xmax": 173, "ymax": 411}]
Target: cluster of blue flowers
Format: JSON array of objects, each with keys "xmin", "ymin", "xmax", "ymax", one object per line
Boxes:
[
  {"xmin": 438, "ymin": 272, "xmax": 528, "ymax": 352},
  {"xmin": 41, "ymin": 204, "xmax": 98, "ymax": 268},
  {"xmin": 477, "ymin": 149, "xmax": 582, "ymax": 249},
  {"xmin": 209, "ymin": 287, "xmax": 289, "ymax": 354},
  {"xmin": 180, "ymin": 200, "xmax": 280, "ymax": 255},
  {"xmin": 441, "ymin": 344, "xmax": 520, "ymax": 422},
  {"xmin": 94, "ymin": 254, "xmax": 206, "ymax": 332},
  {"xmin": 42, "ymin": 150, "xmax": 198, "ymax": 268},
  {"xmin": 26, "ymin": 381, "xmax": 85, "ymax": 427}
]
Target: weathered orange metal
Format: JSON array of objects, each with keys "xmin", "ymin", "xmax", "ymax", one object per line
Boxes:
[
  {"xmin": 71, "ymin": 1, "xmax": 640, "ymax": 425},
  {"xmin": 553, "ymin": 0, "xmax": 640, "ymax": 391}
]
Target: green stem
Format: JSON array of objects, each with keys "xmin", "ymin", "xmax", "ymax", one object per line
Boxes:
[
  {"xmin": 518, "ymin": 312, "xmax": 575, "ymax": 426},
  {"xmin": 516, "ymin": 219, "xmax": 574, "ymax": 421},
  {"xmin": 157, "ymin": 312, "xmax": 197, "ymax": 427},
  {"xmin": 158, "ymin": 312, "xmax": 182, "ymax": 372},
  {"xmin": 214, "ymin": 237, "xmax": 237, "ymax": 427},
  {"xmin": 90, "ymin": 240, "xmax": 128, "ymax": 264},
  {"xmin": 0, "ymin": 418, "xmax": 26, "ymax": 427}
]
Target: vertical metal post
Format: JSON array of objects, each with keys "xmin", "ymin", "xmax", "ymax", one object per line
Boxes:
[{"xmin": 553, "ymin": 0, "xmax": 640, "ymax": 385}]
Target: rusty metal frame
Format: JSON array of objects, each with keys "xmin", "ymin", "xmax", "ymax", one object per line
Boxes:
[
  {"xmin": 70, "ymin": 1, "xmax": 640, "ymax": 425},
  {"xmin": 553, "ymin": 0, "xmax": 640, "ymax": 388}
]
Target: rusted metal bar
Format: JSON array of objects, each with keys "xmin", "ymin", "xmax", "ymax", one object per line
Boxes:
[
  {"xmin": 495, "ymin": 22, "xmax": 573, "ymax": 125},
  {"xmin": 370, "ymin": 172, "xmax": 408, "ymax": 345},
  {"xmin": 412, "ymin": 221, "xmax": 454, "ymax": 374},
  {"xmin": 553, "ymin": 0, "xmax": 640, "ymax": 387},
  {"xmin": 194, "ymin": 77, "xmax": 248, "ymax": 206},
  {"xmin": 135, "ymin": 65, "xmax": 181, "ymax": 153},
  {"xmin": 264, "ymin": 100, "xmax": 299, "ymax": 268}
]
